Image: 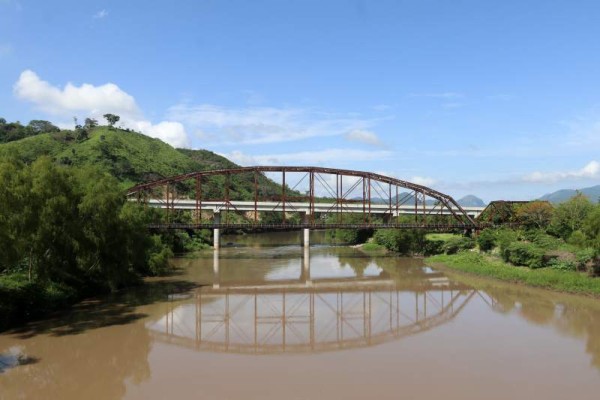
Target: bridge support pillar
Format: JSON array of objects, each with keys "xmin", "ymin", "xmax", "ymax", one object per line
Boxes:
[
  {"xmin": 301, "ymin": 212, "xmax": 310, "ymax": 248},
  {"xmin": 213, "ymin": 212, "xmax": 221, "ymax": 249},
  {"xmin": 213, "ymin": 249, "xmax": 220, "ymax": 289},
  {"xmin": 303, "ymin": 228, "xmax": 310, "ymax": 248}
]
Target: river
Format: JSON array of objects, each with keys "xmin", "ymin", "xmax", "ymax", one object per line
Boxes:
[{"xmin": 0, "ymin": 231, "xmax": 599, "ymax": 399}]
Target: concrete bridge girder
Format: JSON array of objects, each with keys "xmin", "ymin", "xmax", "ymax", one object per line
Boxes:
[{"xmin": 142, "ymin": 199, "xmax": 484, "ymax": 218}]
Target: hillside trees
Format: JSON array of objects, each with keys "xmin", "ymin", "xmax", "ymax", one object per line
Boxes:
[
  {"xmin": 103, "ymin": 113, "xmax": 120, "ymax": 128},
  {"xmin": 0, "ymin": 119, "xmax": 58, "ymax": 143}
]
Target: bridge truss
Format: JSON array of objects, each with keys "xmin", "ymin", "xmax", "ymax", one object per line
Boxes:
[{"xmin": 127, "ymin": 166, "xmax": 478, "ymax": 230}]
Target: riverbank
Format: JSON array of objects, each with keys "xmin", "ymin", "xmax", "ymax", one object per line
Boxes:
[{"xmin": 427, "ymin": 252, "xmax": 600, "ymax": 297}]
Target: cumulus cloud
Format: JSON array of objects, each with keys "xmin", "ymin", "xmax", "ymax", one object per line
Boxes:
[
  {"xmin": 221, "ymin": 148, "xmax": 392, "ymax": 166},
  {"xmin": 168, "ymin": 104, "xmax": 375, "ymax": 146},
  {"xmin": 14, "ymin": 70, "xmax": 138, "ymax": 116},
  {"xmin": 13, "ymin": 70, "xmax": 190, "ymax": 147},
  {"xmin": 523, "ymin": 160, "xmax": 600, "ymax": 183},
  {"xmin": 345, "ymin": 129, "xmax": 382, "ymax": 146}
]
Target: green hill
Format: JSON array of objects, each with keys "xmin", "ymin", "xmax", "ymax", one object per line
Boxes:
[
  {"xmin": 539, "ymin": 185, "xmax": 600, "ymax": 204},
  {"xmin": 0, "ymin": 126, "xmax": 283, "ymax": 198}
]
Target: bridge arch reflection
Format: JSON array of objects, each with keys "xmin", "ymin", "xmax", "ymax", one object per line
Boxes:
[{"xmin": 148, "ymin": 250, "xmax": 486, "ymax": 354}]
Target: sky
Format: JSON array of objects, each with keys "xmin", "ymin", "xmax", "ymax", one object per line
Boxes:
[{"xmin": 1, "ymin": 0, "xmax": 600, "ymax": 202}]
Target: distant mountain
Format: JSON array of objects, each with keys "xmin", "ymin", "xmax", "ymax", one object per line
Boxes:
[
  {"xmin": 457, "ymin": 195, "xmax": 486, "ymax": 207},
  {"xmin": 539, "ymin": 185, "xmax": 600, "ymax": 204}
]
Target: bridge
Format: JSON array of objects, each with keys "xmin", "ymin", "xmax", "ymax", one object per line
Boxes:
[{"xmin": 127, "ymin": 166, "xmax": 487, "ymax": 247}]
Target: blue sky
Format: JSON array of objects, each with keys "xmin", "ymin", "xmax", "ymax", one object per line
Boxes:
[{"xmin": 1, "ymin": 0, "xmax": 599, "ymax": 201}]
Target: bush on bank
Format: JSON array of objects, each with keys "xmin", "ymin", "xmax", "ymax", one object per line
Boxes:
[
  {"xmin": 0, "ymin": 157, "xmax": 197, "ymax": 330},
  {"xmin": 428, "ymin": 252, "xmax": 600, "ymax": 297}
]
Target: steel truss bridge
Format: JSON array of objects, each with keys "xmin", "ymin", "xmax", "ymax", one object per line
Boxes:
[
  {"xmin": 147, "ymin": 251, "xmax": 495, "ymax": 354},
  {"xmin": 127, "ymin": 166, "xmax": 484, "ymax": 232}
]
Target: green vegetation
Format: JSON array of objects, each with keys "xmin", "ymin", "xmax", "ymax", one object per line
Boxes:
[
  {"xmin": 0, "ymin": 118, "xmax": 60, "ymax": 143},
  {"xmin": 0, "ymin": 122, "xmax": 285, "ymax": 197},
  {"xmin": 426, "ymin": 194, "xmax": 600, "ymax": 296},
  {"xmin": 0, "ymin": 156, "xmax": 181, "ymax": 330},
  {"xmin": 0, "ymin": 116, "xmax": 300, "ymax": 330},
  {"xmin": 360, "ymin": 242, "xmax": 387, "ymax": 252},
  {"xmin": 428, "ymin": 252, "xmax": 600, "ymax": 297}
]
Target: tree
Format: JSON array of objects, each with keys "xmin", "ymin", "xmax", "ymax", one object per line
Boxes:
[
  {"xmin": 76, "ymin": 128, "xmax": 89, "ymax": 141},
  {"xmin": 549, "ymin": 193, "xmax": 594, "ymax": 239},
  {"xmin": 84, "ymin": 118, "xmax": 98, "ymax": 129},
  {"xmin": 515, "ymin": 201, "xmax": 554, "ymax": 230},
  {"xmin": 583, "ymin": 205, "xmax": 600, "ymax": 253},
  {"xmin": 103, "ymin": 113, "xmax": 120, "ymax": 128},
  {"xmin": 27, "ymin": 120, "xmax": 59, "ymax": 133}
]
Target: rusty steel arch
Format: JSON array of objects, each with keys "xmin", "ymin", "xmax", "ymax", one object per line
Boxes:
[{"xmin": 126, "ymin": 166, "xmax": 478, "ymax": 229}]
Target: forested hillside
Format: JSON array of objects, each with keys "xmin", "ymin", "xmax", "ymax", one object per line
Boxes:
[{"xmin": 0, "ymin": 119, "xmax": 283, "ymax": 196}]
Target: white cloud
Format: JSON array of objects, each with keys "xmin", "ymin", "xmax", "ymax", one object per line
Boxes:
[
  {"xmin": 93, "ymin": 9, "xmax": 108, "ymax": 19},
  {"xmin": 168, "ymin": 104, "xmax": 375, "ymax": 146},
  {"xmin": 221, "ymin": 148, "xmax": 393, "ymax": 166},
  {"xmin": 14, "ymin": 70, "xmax": 138, "ymax": 116},
  {"xmin": 523, "ymin": 160, "xmax": 600, "ymax": 183},
  {"xmin": 410, "ymin": 176, "xmax": 437, "ymax": 187},
  {"xmin": 129, "ymin": 121, "xmax": 189, "ymax": 148},
  {"xmin": 345, "ymin": 129, "xmax": 382, "ymax": 146},
  {"xmin": 13, "ymin": 70, "xmax": 190, "ymax": 147}
]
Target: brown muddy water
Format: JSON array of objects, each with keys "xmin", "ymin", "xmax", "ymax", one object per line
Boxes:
[{"xmin": 1, "ymin": 231, "xmax": 599, "ymax": 400}]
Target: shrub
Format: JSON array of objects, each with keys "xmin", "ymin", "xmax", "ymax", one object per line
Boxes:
[
  {"xmin": 476, "ymin": 229, "xmax": 496, "ymax": 252},
  {"xmin": 547, "ymin": 258, "xmax": 577, "ymax": 271},
  {"xmin": 504, "ymin": 242, "xmax": 545, "ymax": 269},
  {"xmin": 373, "ymin": 229, "xmax": 425, "ymax": 254},
  {"xmin": 442, "ymin": 236, "xmax": 475, "ymax": 255},
  {"xmin": 423, "ymin": 240, "xmax": 445, "ymax": 256},
  {"xmin": 567, "ymin": 230, "xmax": 587, "ymax": 248},
  {"xmin": 521, "ymin": 230, "xmax": 567, "ymax": 250},
  {"xmin": 497, "ymin": 229, "xmax": 519, "ymax": 260}
]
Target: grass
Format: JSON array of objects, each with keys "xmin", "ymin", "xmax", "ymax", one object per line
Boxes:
[
  {"xmin": 360, "ymin": 242, "xmax": 387, "ymax": 252},
  {"xmin": 425, "ymin": 233, "xmax": 461, "ymax": 242},
  {"xmin": 427, "ymin": 252, "xmax": 600, "ymax": 297}
]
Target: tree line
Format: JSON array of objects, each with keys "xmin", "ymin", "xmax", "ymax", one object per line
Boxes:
[{"xmin": 0, "ymin": 156, "xmax": 173, "ymax": 329}]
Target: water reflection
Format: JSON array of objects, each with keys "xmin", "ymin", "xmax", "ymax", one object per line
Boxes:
[
  {"xmin": 149, "ymin": 249, "xmax": 478, "ymax": 354},
  {"xmin": 480, "ymin": 284, "xmax": 600, "ymax": 369},
  {"xmin": 1, "ymin": 243, "xmax": 600, "ymax": 400}
]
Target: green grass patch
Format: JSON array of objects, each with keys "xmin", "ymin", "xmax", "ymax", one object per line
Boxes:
[
  {"xmin": 425, "ymin": 233, "xmax": 461, "ymax": 242},
  {"xmin": 361, "ymin": 242, "xmax": 387, "ymax": 252},
  {"xmin": 427, "ymin": 252, "xmax": 600, "ymax": 297}
]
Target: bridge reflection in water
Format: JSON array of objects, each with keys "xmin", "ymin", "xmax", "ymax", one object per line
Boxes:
[{"xmin": 148, "ymin": 250, "xmax": 490, "ymax": 354}]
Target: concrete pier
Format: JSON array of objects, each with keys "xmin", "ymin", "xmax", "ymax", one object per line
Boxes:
[
  {"xmin": 213, "ymin": 249, "xmax": 220, "ymax": 289},
  {"xmin": 213, "ymin": 212, "xmax": 220, "ymax": 249}
]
